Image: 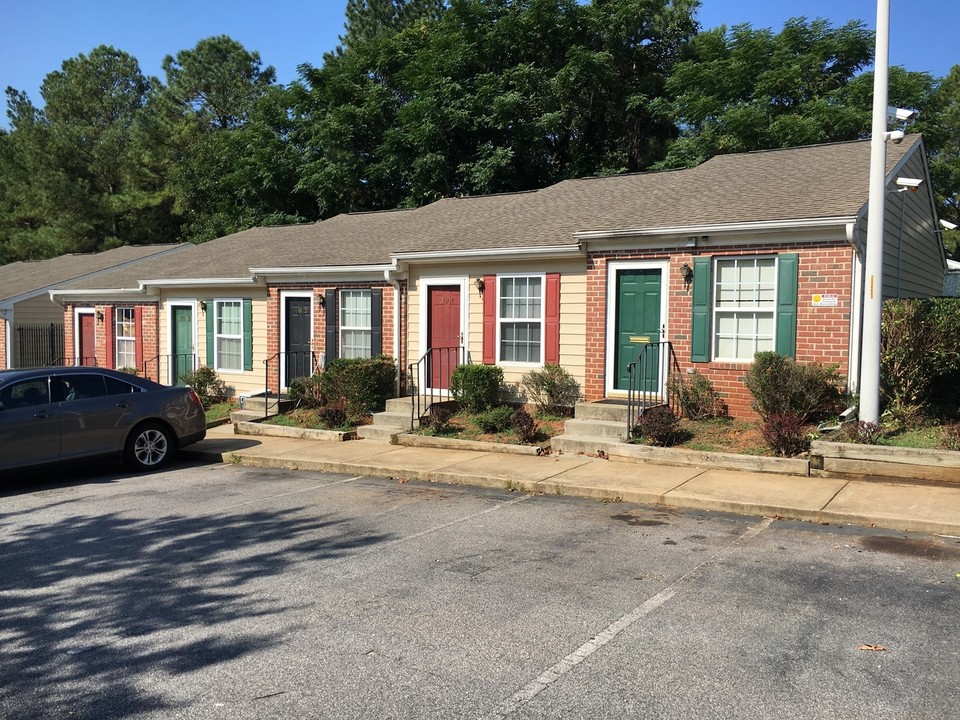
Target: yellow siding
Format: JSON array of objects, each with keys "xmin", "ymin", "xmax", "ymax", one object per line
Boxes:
[
  {"xmin": 13, "ymin": 295, "xmax": 63, "ymax": 326},
  {"xmin": 159, "ymin": 289, "xmax": 269, "ymax": 398},
  {"xmin": 407, "ymin": 259, "xmax": 587, "ymax": 402}
]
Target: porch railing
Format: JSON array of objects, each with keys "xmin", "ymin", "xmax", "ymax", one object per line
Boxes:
[
  {"xmin": 263, "ymin": 350, "xmax": 317, "ymax": 419},
  {"xmin": 626, "ymin": 341, "xmax": 678, "ymax": 435},
  {"xmin": 408, "ymin": 346, "xmax": 464, "ymax": 430},
  {"xmin": 142, "ymin": 353, "xmax": 197, "ymax": 384}
]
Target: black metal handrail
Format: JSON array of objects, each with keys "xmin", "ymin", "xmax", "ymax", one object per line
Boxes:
[
  {"xmin": 142, "ymin": 353, "xmax": 197, "ymax": 384},
  {"xmin": 263, "ymin": 350, "xmax": 317, "ymax": 418},
  {"xmin": 626, "ymin": 341, "xmax": 678, "ymax": 435},
  {"xmin": 408, "ymin": 346, "xmax": 464, "ymax": 430}
]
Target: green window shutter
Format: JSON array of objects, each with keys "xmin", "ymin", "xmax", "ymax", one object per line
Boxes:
[
  {"xmin": 243, "ymin": 298, "xmax": 253, "ymax": 371},
  {"xmin": 691, "ymin": 257, "xmax": 712, "ymax": 362},
  {"xmin": 775, "ymin": 254, "xmax": 798, "ymax": 359},
  {"xmin": 205, "ymin": 301, "xmax": 215, "ymax": 367}
]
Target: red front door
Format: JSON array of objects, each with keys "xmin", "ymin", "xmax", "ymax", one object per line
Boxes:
[
  {"xmin": 427, "ymin": 286, "xmax": 461, "ymax": 390},
  {"xmin": 79, "ymin": 314, "xmax": 96, "ymax": 366}
]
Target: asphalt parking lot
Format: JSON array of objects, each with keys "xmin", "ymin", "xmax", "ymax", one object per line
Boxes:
[{"xmin": 2, "ymin": 460, "xmax": 958, "ymax": 720}]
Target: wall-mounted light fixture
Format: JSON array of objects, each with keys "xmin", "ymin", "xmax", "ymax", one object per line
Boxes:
[
  {"xmin": 474, "ymin": 277, "xmax": 485, "ymax": 294},
  {"xmin": 685, "ymin": 236, "xmax": 698, "ymax": 248},
  {"xmin": 680, "ymin": 263, "xmax": 693, "ymax": 287},
  {"xmin": 96, "ymin": 310, "xmax": 105, "ymax": 322},
  {"xmin": 317, "ymin": 294, "xmax": 326, "ymax": 308},
  {"xmin": 199, "ymin": 301, "xmax": 207, "ymax": 313}
]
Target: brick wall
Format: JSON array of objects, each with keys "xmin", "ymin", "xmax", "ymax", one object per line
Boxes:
[
  {"xmin": 586, "ymin": 243, "xmax": 855, "ymax": 418},
  {"xmin": 265, "ymin": 283, "xmax": 403, "ymax": 394}
]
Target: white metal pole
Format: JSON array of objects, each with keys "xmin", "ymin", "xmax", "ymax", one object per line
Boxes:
[{"xmin": 858, "ymin": 0, "xmax": 891, "ymax": 424}]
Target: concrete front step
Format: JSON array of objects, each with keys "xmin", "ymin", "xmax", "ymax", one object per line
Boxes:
[
  {"xmin": 562, "ymin": 418, "xmax": 629, "ymax": 441},
  {"xmin": 551, "ymin": 435, "xmax": 619, "ymax": 456},
  {"xmin": 356, "ymin": 425, "xmax": 403, "ymax": 442},
  {"xmin": 573, "ymin": 401, "xmax": 630, "ymax": 422},
  {"xmin": 241, "ymin": 395, "xmax": 294, "ymax": 414},
  {"xmin": 230, "ymin": 410, "xmax": 268, "ymax": 424},
  {"xmin": 370, "ymin": 410, "xmax": 416, "ymax": 429}
]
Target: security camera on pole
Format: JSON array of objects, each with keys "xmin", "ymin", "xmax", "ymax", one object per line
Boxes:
[{"xmin": 858, "ymin": 0, "xmax": 918, "ymax": 424}]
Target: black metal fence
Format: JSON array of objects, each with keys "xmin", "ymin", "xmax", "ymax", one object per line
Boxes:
[{"xmin": 16, "ymin": 323, "xmax": 64, "ymax": 368}]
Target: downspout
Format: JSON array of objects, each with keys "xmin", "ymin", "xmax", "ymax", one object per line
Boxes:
[
  {"xmin": 385, "ymin": 268, "xmax": 403, "ymax": 396},
  {"xmin": 846, "ymin": 221, "xmax": 864, "ymax": 395},
  {"xmin": 1, "ymin": 310, "xmax": 11, "ymax": 370}
]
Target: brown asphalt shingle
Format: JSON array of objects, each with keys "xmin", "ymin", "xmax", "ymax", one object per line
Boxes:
[{"xmin": 51, "ymin": 136, "xmax": 921, "ymax": 290}]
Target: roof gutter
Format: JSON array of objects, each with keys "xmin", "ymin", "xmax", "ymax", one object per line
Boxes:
[
  {"xmin": 49, "ymin": 288, "xmax": 154, "ymax": 303},
  {"xmin": 391, "ymin": 244, "xmax": 583, "ymax": 266},
  {"xmin": 574, "ymin": 216, "xmax": 858, "ymax": 241},
  {"xmin": 249, "ymin": 264, "xmax": 397, "ymax": 282},
  {"xmin": 140, "ymin": 277, "xmax": 262, "ymax": 288}
]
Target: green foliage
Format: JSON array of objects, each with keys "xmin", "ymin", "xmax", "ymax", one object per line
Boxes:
[
  {"xmin": 881, "ymin": 298, "xmax": 960, "ymax": 421},
  {"xmin": 744, "ymin": 352, "xmax": 844, "ymax": 423},
  {"xmin": 669, "ymin": 369, "xmax": 727, "ymax": 420},
  {"xmin": 634, "ymin": 405, "xmax": 681, "ymax": 447},
  {"xmin": 472, "ymin": 405, "xmax": 515, "ymax": 433},
  {"xmin": 520, "ymin": 364, "xmax": 581, "ymax": 416},
  {"xmin": 450, "ymin": 364, "xmax": 503, "ymax": 413},
  {"xmin": 116, "ymin": 367, "xmax": 140, "ymax": 376},
  {"xmin": 423, "ymin": 406, "xmax": 456, "ymax": 435},
  {"xmin": 510, "ymin": 407, "xmax": 539, "ymax": 445},
  {"xmin": 760, "ymin": 411, "xmax": 810, "ymax": 457},
  {"xmin": 180, "ymin": 366, "xmax": 229, "ymax": 405},
  {"xmin": 839, "ymin": 421, "xmax": 883, "ymax": 445},
  {"xmin": 320, "ymin": 355, "xmax": 397, "ymax": 419},
  {"xmin": 287, "ymin": 373, "xmax": 324, "ymax": 408}
]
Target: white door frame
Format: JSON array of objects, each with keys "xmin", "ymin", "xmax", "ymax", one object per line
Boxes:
[
  {"xmin": 73, "ymin": 307, "xmax": 96, "ymax": 366},
  {"xmin": 279, "ymin": 290, "xmax": 315, "ymax": 389},
  {"xmin": 417, "ymin": 276, "xmax": 469, "ymax": 394},
  {"xmin": 604, "ymin": 260, "xmax": 670, "ymax": 397},
  {"xmin": 167, "ymin": 299, "xmax": 198, "ymax": 386}
]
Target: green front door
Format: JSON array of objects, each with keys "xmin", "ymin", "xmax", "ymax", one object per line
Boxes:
[
  {"xmin": 615, "ymin": 269, "xmax": 662, "ymax": 391},
  {"xmin": 172, "ymin": 306, "xmax": 194, "ymax": 385}
]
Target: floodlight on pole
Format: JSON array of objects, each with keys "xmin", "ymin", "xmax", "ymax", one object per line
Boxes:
[{"xmin": 858, "ymin": 0, "xmax": 891, "ymax": 425}]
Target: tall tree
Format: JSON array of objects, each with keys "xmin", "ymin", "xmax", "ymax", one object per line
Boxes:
[
  {"xmin": 917, "ymin": 65, "xmax": 960, "ymax": 257},
  {"xmin": 339, "ymin": 0, "xmax": 445, "ymax": 50},
  {"xmin": 1, "ymin": 46, "xmax": 174, "ymax": 259}
]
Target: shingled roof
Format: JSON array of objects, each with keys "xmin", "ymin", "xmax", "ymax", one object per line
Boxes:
[
  {"xmin": 53, "ymin": 135, "xmax": 922, "ymax": 291},
  {"xmin": 0, "ymin": 244, "xmax": 189, "ymax": 302}
]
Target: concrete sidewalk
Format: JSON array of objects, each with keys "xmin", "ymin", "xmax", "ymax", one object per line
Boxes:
[{"xmin": 183, "ymin": 424, "xmax": 960, "ymax": 537}]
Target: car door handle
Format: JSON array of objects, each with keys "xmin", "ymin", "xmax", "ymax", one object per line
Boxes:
[
  {"xmin": 116, "ymin": 402, "xmax": 130, "ymax": 408},
  {"xmin": 34, "ymin": 411, "xmax": 50, "ymax": 419}
]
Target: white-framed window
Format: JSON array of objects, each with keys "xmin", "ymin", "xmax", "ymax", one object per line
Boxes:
[
  {"xmin": 340, "ymin": 290, "xmax": 371, "ymax": 359},
  {"xmin": 498, "ymin": 274, "xmax": 543, "ymax": 364},
  {"xmin": 712, "ymin": 257, "xmax": 776, "ymax": 361},
  {"xmin": 115, "ymin": 307, "xmax": 136, "ymax": 369},
  {"xmin": 214, "ymin": 300, "xmax": 243, "ymax": 371}
]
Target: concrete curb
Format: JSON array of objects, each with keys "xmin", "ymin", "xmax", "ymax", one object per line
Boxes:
[
  {"xmin": 234, "ymin": 421, "xmax": 355, "ymax": 442},
  {"xmin": 394, "ymin": 433, "xmax": 548, "ymax": 456}
]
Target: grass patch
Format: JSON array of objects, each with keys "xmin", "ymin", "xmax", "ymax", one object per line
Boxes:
[
  {"xmin": 204, "ymin": 402, "xmax": 235, "ymax": 423},
  {"xmin": 265, "ymin": 408, "xmax": 355, "ymax": 431},
  {"xmin": 415, "ymin": 407, "xmax": 563, "ymax": 445},
  {"xmin": 874, "ymin": 426, "xmax": 943, "ymax": 449}
]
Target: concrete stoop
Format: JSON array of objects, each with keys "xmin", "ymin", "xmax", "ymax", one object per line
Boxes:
[
  {"xmin": 555, "ymin": 401, "xmax": 630, "ymax": 447},
  {"xmin": 360, "ymin": 395, "xmax": 455, "ymax": 442}
]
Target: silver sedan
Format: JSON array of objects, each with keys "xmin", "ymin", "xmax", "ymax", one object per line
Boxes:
[{"xmin": 0, "ymin": 367, "xmax": 206, "ymax": 472}]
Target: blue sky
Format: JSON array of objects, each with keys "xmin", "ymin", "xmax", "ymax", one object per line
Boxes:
[{"xmin": 2, "ymin": 0, "xmax": 957, "ymax": 115}]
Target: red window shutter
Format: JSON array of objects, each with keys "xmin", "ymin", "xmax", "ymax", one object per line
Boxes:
[
  {"xmin": 482, "ymin": 275, "xmax": 496, "ymax": 364},
  {"xmin": 134, "ymin": 306, "xmax": 144, "ymax": 370},
  {"xmin": 545, "ymin": 273, "xmax": 560, "ymax": 365},
  {"xmin": 102, "ymin": 306, "xmax": 114, "ymax": 369}
]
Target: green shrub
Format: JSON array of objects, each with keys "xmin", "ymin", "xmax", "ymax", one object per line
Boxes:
[
  {"xmin": 423, "ymin": 406, "xmax": 456, "ymax": 436},
  {"xmin": 744, "ymin": 352, "xmax": 844, "ymax": 423},
  {"xmin": 669, "ymin": 369, "xmax": 727, "ymax": 420},
  {"xmin": 941, "ymin": 423, "xmax": 960, "ymax": 452},
  {"xmin": 180, "ymin": 366, "xmax": 228, "ymax": 405},
  {"xmin": 882, "ymin": 298, "xmax": 960, "ymax": 420},
  {"xmin": 839, "ymin": 421, "xmax": 883, "ymax": 445},
  {"xmin": 510, "ymin": 408, "xmax": 539, "ymax": 444},
  {"xmin": 117, "ymin": 366, "xmax": 139, "ymax": 377},
  {"xmin": 519, "ymin": 364, "xmax": 581, "ymax": 416},
  {"xmin": 760, "ymin": 412, "xmax": 810, "ymax": 456},
  {"xmin": 320, "ymin": 355, "xmax": 396, "ymax": 419},
  {"xmin": 473, "ymin": 406, "xmax": 515, "ymax": 433},
  {"xmin": 288, "ymin": 373, "xmax": 324, "ymax": 408},
  {"xmin": 450, "ymin": 364, "xmax": 503, "ymax": 413},
  {"xmin": 634, "ymin": 405, "xmax": 681, "ymax": 447}
]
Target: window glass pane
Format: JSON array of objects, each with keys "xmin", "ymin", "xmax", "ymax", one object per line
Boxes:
[
  {"xmin": 756, "ymin": 315, "xmax": 774, "ymax": 336},
  {"xmin": 117, "ymin": 338, "xmax": 136, "ymax": 369},
  {"xmin": 104, "ymin": 376, "xmax": 138, "ymax": 395},
  {"xmin": 713, "ymin": 258, "xmax": 779, "ymax": 361},
  {"xmin": 498, "ymin": 276, "xmax": 543, "ymax": 363},
  {"xmin": 757, "ymin": 336, "xmax": 775, "ymax": 353},
  {"xmin": 217, "ymin": 302, "xmax": 241, "ymax": 335},
  {"xmin": 3, "ymin": 379, "xmax": 48, "ymax": 407},
  {"xmin": 341, "ymin": 329, "xmax": 371, "ymax": 359},
  {"xmin": 217, "ymin": 337, "xmax": 242, "ymax": 371},
  {"xmin": 715, "ymin": 336, "xmax": 735, "ymax": 358},
  {"xmin": 340, "ymin": 290, "xmax": 371, "ymax": 328},
  {"xmin": 62, "ymin": 374, "xmax": 107, "ymax": 401}
]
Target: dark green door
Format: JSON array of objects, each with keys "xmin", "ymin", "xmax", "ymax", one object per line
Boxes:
[
  {"xmin": 172, "ymin": 306, "xmax": 194, "ymax": 385},
  {"xmin": 615, "ymin": 269, "xmax": 662, "ymax": 391}
]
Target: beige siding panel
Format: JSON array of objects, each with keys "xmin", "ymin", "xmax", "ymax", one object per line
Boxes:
[
  {"xmin": 406, "ymin": 259, "xmax": 587, "ymax": 399},
  {"xmin": 161, "ymin": 288, "xmax": 269, "ymax": 398},
  {"xmin": 883, "ymin": 151, "xmax": 943, "ymax": 298},
  {"xmin": 12, "ymin": 295, "xmax": 64, "ymax": 326}
]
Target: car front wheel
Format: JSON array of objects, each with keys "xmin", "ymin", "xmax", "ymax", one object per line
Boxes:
[{"xmin": 124, "ymin": 422, "xmax": 173, "ymax": 471}]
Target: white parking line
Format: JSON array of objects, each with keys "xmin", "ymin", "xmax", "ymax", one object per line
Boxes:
[{"xmin": 486, "ymin": 516, "xmax": 774, "ymax": 719}]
